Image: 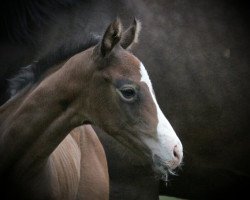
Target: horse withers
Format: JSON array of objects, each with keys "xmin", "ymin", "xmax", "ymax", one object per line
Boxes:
[{"xmin": 0, "ymin": 19, "xmax": 183, "ymax": 199}]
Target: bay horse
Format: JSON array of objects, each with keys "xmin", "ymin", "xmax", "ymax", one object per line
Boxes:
[
  {"xmin": 1, "ymin": 0, "xmax": 249, "ymax": 199},
  {"xmin": 0, "ymin": 19, "xmax": 183, "ymax": 200}
]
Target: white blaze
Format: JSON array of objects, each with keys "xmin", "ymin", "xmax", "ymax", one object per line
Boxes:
[{"xmin": 139, "ymin": 62, "xmax": 183, "ymax": 162}]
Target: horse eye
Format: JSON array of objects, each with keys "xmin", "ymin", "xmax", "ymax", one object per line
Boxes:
[
  {"xmin": 121, "ymin": 88, "xmax": 135, "ymax": 98},
  {"xmin": 118, "ymin": 86, "xmax": 137, "ymax": 102}
]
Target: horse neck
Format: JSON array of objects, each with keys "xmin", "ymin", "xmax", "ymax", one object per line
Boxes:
[{"xmin": 0, "ymin": 60, "xmax": 89, "ymax": 179}]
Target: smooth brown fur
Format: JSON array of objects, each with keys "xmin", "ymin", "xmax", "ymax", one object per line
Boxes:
[
  {"xmin": 0, "ymin": 19, "xmax": 145, "ymax": 200},
  {"xmin": 0, "ymin": 19, "xmax": 181, "ymax": 200},
  {"xmin": 49, "ymin": 125, "xmax": 109, "ymax": 200}
]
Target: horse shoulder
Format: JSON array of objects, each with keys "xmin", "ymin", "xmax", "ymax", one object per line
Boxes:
[
  {"xmin": 49, "ymin": 134, "xmax": 81, "ymax": 200},
  {"xmin": 70, "ymin": 125, "xmax": 109, "ymax": 200}
]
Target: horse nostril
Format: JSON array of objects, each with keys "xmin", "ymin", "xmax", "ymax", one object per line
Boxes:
[
  {"xmin": 173, "ymin": 145, "xmax": 179, "ymax": 159},
  {"xmin": 173, "ymin": 145, "xmax": 182, "ymax": 164}
]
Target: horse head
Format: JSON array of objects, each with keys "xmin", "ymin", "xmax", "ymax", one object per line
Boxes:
[{"xmin": 67, "ymin": 19, "xmax": 183, "ymax": 180}]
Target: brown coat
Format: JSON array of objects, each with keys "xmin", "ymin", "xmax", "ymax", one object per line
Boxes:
[{"xmin": 50, "ymin": 125, "xmax": 109, "ymax": 200}]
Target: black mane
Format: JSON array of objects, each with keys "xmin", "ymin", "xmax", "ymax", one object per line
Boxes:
[{"xmin": 9, "ymin": 34, "xmax": 100, "ymax": 97}]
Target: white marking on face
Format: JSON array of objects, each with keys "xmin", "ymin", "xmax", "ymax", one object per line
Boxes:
[{"xmin": 139, "ymin": 62, "xmax": 183, "ymax": 164}]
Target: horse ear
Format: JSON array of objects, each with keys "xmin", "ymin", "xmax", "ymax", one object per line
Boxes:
[
  {"xmin": 100, "ymin": 18, "xmax": 122, "ymax": 56},
  {"xmin": 120, "ymin": 18, "xmax": 141, "ymax": 50}
]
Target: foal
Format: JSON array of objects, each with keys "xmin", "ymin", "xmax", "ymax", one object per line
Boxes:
[{"xmin": 0, "ymin": 19, "xmax": 183, "ymax": 199}]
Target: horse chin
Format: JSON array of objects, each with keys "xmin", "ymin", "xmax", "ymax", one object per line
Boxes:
[{"xmin": 152, "ymin": 154, "xmax": 177, "ymax": 184}]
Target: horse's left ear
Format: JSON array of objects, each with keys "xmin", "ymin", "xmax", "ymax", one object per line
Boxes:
[
  {"xmin": 100, "ymin": 18, "xmax": 123, "ymax": 56},
  {"xmin": 120, "ymin": 18, "xmax": 141, "ymax": 50}
]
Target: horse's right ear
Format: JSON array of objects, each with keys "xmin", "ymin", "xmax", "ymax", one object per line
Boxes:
[
  {"xmin": 100, "ymin": 19, "xmax": 122, "ymax": 57},
  {"xmin": 120, "ymin": 18, "xmax": 141, "ymax": 50}
]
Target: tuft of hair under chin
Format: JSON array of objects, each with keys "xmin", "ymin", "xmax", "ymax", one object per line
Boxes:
[{"xmin": 151, "ymin": 154, "xmax": 181, "ymax": 186}]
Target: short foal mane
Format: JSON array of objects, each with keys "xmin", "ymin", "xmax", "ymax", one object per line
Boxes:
[
  {"xmin": 8, "ymin": 18, "xmax": 141, "ymax": 98},
  {"xmin": 9, "ymin": 34, "xmax": 100, "ymax": 97}
]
